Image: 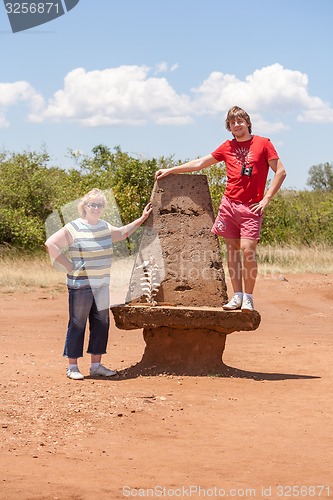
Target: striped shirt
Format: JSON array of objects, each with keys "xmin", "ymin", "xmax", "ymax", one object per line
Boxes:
[{"xmin": 65, "ymin": 218, "xmax": 113, "ymax": 289}]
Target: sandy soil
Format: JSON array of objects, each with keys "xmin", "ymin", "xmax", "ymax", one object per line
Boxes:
[{"xmin": 0, "ymin": 273, "xmax": 332, "ymax": 500}]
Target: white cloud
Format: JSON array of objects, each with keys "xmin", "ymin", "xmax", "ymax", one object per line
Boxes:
[
  {"xmin": 297, "ymin": 104, "xmax": 333, "ymax": 123},
  {"xmin": 1, "ymin": 63, "xmax": 332, "ymax": 130},
  {"xmin": 0, "ymin": 81, "xmax": 44, "ymax": 128},
  {"xmin": 155, "ymin": 62, "xmax": 169, "ymax": 74},
  {"xmin": 30, "ymin": 66, "xmax": 192, "ymax": 126},
  {"xmin": 191, "ymin": 63, "xmax": 333, "ymax": 125},
  {"xmin": 155, "ymin": 62, "xmax": 179, "ymax": 74},
  {"xmin": 250, "ymin": 113, "xmax": 289, "ymax": 135}
]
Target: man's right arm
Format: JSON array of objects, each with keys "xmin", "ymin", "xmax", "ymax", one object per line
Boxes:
[{"xmin": 155, "ymin": 154, "xmax": 217, "ymax": 180}]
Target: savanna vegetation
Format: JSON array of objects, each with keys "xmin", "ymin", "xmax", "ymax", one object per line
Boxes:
[{"xmin": 0, "ymin": 145, "xmax": 332, "ymax": 285}]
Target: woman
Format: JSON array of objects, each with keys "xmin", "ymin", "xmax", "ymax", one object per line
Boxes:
[{"xmin": 45, "ymin": 188, "xmax": 152, "ymax": 380}]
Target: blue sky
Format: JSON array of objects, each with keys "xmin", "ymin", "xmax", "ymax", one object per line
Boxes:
[{"xmin": 1, "ymin": 0, "xmax": 333, "ymax": 189}]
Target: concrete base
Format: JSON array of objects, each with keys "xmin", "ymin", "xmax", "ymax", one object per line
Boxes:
[
  {"xmin": 141, "ymin": 327, "xmax": 227, "ymax": 375},
  {"xmin": 111, "ymin": 304, "xmax": 261, "ymax": 375},
  {"xmin": 111, "ymin": 304, "xmax": 261, "ymax": 334},
  {"xmin": 112, "ymin": 176, "xmax": 262, "ymax": 375}
]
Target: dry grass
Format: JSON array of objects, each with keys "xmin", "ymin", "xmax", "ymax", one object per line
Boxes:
[
  {"xmin": 0, "ymin": 253, "xmax": 64, "ymax": 293},
  {"xmin": 0, "ymin": 252, "xmax": 137, "ymax": 296},
  {"xmin": 0, "ymin": 245, "xmax": 332, "ymax": 293},
  {"xmin": 257, "ymin": 243, "xmax": 333, "ymax": 275}
]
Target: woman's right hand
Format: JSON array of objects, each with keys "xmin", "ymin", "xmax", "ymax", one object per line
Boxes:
[{"xmin": 66, "ymin": 259, "xmax": 76, "ymax": 273}]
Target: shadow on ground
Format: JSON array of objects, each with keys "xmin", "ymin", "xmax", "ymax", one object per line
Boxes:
[{"xmin": 114, "ymin": 362, "xmax": 321, "ymax": 381}]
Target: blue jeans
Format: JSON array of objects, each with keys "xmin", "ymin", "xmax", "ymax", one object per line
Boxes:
[{"xmin": 63, "ymin": 286, "xmax": 110, "ymax": 359}]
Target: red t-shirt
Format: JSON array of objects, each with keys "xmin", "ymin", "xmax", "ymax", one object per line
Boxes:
[{"xmin": 211, "ymin": 135, "xmax": 279, "ymax": 204}]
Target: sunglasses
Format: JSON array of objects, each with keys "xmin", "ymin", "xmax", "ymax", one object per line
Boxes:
[{"xmin": 87, "ymin": 202, "xmax": 105, "ymax": 209}]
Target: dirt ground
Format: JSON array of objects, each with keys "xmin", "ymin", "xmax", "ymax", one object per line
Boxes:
[{"xmin": 0, "ymin": 273, "xmax": 332, "ymax": 500}]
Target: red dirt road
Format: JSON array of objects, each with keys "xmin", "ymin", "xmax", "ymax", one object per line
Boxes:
[{"xmin": 0, "ymin": 274, "xmax": 332, "ymax": 499}]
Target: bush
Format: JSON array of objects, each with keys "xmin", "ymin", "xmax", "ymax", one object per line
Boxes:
[
  {"xmin": 261, "ymin": 190, "xmax": 333, "ymax": 245},
  {"xmin": 1, "ymin": 146, "xmax": 332, "ymax": 251}
]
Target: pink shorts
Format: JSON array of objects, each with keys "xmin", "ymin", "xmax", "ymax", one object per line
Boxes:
[{"xmin": 211, "ymin": 196, "xmax": 263, "ymax": 240}]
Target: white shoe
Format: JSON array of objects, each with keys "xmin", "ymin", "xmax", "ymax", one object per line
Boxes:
[
  {"xmin": 67, "ymin": 367, "xmax": 84, "ymax": 380},
  {"xmin": 89, "ymin": 364, "xmax": 117, "ymax": 377},
  {"xmin": 241, "ymin": 295, "xmax": 254, "ymax": 312},
  {"xmin": 223, "ymin": 294, "xmax": 242, "ymax": 311}
]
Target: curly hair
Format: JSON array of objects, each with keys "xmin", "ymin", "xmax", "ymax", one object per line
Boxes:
[{"xmin": 78, "ymin": 188, "xmax": 107, "ymax": 218}]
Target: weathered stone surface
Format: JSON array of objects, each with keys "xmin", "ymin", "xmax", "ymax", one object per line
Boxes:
[
  {"xmin": 111, "ymin": 174, "xmax": 261, "ymax": 374},
  {"xmin": 140, "ymin": 327, "xmax": 227, "ymax": 375},
  {"xmin": 111, "ymin": 304, "xmax": 261, "ymax": 334},
  {"xmin": 126, "ymin": 174, "xmax": 228, "ymax": 307}
]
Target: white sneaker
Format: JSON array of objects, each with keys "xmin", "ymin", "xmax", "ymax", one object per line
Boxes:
[
  {"xmin": 89, "ymin": 364, "xmax": 117, "ymax": 377},
  {"xmin": 66, "ymin": 367, "xmax": 84, "ymax": 380},
  {"xmin": 223, "ymin": 294, "xmax": 242, "ymax": 311},
  {"xmin": 241, "ymin": 295, "xmax": 254, "ymax": 312}
]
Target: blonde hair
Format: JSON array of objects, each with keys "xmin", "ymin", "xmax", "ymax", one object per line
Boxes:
[
  {"xmin": 225, "ymin": 106, "xmax": 252, "ymax": 134},
  {"xmin": 78, "ymin": 188, "xmax": 107, "ymax": 217}
]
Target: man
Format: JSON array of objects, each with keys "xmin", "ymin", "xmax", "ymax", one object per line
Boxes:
[{"xmin": 155, "ymin": 106, "xmax": 286, "ymax": 312}]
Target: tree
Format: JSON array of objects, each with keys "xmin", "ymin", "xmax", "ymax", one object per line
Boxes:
[
  {"xmin": 307, "ymin": 162, "xmax": 333, "ymax": 191},
  {"xmin": 71, "ymin": 145, "xmax": 175, "ymax": 223},
  {"xmin": 203, "ymin": 162, "xmax": 227, "ymax": 213},
  {"xmin": 0, "ymin": 149, "xmax": 73, "ymax": 249}
]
